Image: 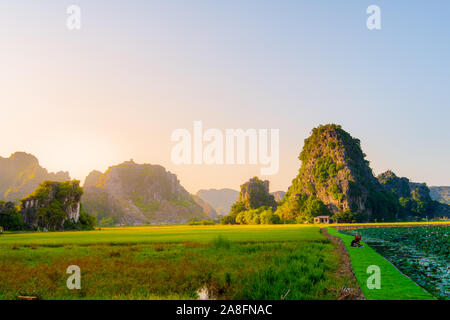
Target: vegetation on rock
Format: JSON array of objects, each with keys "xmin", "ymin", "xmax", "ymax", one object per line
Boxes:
[
  {"xmin": 221, "ymin": 177, "xmax": 277, "ymax": 224},
  {"xmin": 82, "ymin": 160, "xmax": 210, "ymax": 225},
  {"xmin": 277, "ymin": 124, "xmax": 398, "ymax": 223},
  {"xmin": 20, "ymin": 180, "xmax": 95, "ymax": 231},
  {"xmin": 378, "ymin": 170, "xmax": 450, "ymax": 220}
]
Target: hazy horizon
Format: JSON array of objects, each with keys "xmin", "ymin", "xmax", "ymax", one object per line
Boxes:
[{"xmin": 1, "ymin": 1, "xmax": 449, "ymax": 194}]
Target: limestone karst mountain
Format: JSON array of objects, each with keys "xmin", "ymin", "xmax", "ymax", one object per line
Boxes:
[
  {"xmin": 276, "ymin": 124, "xmax": 398, "ymax": 222},
  {"xmin": 378, "ymin": 170, "xmax": 450, "ymax": 218},
  {"xmin": 82, "ymin": 160, "xmax": 210, "ymax": 225},
  {"xmin": 0, "ymin": 152, "xmax": 70, "ymax": 201},
  {"xmin": 221, "ymin": 177, "xmax": 279, "ymax": 225},
  {"xmin": 236, "ymin": 177, "xmax": 277, "ymax": 210}
]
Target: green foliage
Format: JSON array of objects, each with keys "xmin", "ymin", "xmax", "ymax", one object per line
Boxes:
[
  {"xmin": 365, "ymin": 189, "xmax": 398, "ymax": 222},
  {"xmin": 328, "ymin": 183, "xmax": 344, "ymax": 201},
  {"xmin": 378, "ymin": 171, "xmax": 443, "ymax": 220},
  {"xmin": 0, "ymin": 201, "xmax": 23, "ymax": 231},
  {"xmin": 188, "ymin": 219, "xmax": 215, "ymax": 226},
  {"xmin": 99, "ymin": 217, "xmax": 115, "ymax": 227},
  {"xmin": 21, "ymin": 180, "xmax": 95, "ymax": 231},
  {"xmin": 78, "ymin": 206, "xmax": 96, "ymax": 230},
  {"xmin": 83, "ymin": 162, "xmax": 208, "ymax": 225},
  {"xmin": 211, "ymin": 235, "xmax": 232, "ymax": 249},
  {"xmin": 378, "ymin": 170, "xmax": 411, "ymax": 198},
  {"xmin": 220, "ymin": 214, "xmax": 238, "ymax": 225},
  {"xmin": 332, "ymin": 210, "xmax": 366, "ymax": 223},
  {"xmin": 241, "ymin": 177, "xmax": 277, "ymax": 210},
  {"xmin": 0, "ymin": 226, "xmax": 354, "ymax": 300},
  {"xmin": 313, "ymin": 156, "xmax": 339, "ymax": 184},
  {"xmin": 37, "ymin": 200, "xmax": 66, "ymax": 230},
  {"xmin": 275, "ymin": 193, "xmax": 330, "ymax": 223},
  {"xmin": 286, "ymin": 124, "xmax": 401, "ymax": 223},
  {"xmin": 222, "ymin": 177, "xmax": 277, "ymax": 224},
  {"xmin": 235, "ymin": 206, "xmax": 280, "ymax": 225}
]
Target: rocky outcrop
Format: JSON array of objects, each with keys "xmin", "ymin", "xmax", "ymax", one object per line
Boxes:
[
  {"xmin": 238, "ymin": 177, "xmax": 277, "ymax": 210},
  {"xmin": 20, "ymin": 180, "xmax": 83, "ymax": 229},
  {"xmin": 278, "ymin": 124, "xmax": 398, "ymax": 222},
  {"xmin": 0, "ymin": 152, "xmax": 70, "ymax": 201},
  {"xmin": 378, "ymin": 170, "xmax": 450, "ymax": 219},
  {"xmin": 82, "ymin": 160, "xmax": 209, "ymax": 225},
  {"xmin": 377, "ymin": 170, "xmax": 411, "ymax": 198}
]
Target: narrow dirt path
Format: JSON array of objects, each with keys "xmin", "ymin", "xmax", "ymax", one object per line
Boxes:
[{"xmin": 321, "ymin": 228, "xmax": 365, "ymax": 300}]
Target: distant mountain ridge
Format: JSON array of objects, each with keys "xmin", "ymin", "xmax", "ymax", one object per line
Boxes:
[
  {"xmin": 196, "ymin": 188, "xmax": 239, "ymax": 216},
  {"xmin": 0, "ymin": 152, "xmax": 70, "ymax": 201},
  {"xmin": 82, "ymin": 160, "xmax": 211, "ymax": 225},
  {"xmin": 430, "ymin": 186, "xmax": 450, "ymax": 205},
  {"xmin": 271, "ymin": 191, "xmax": 286, "ymax": 202}
]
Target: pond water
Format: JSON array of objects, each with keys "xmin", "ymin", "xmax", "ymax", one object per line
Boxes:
[{"xmin": 341, "ymin": 226, "xmax": 449, "ymax": 300}]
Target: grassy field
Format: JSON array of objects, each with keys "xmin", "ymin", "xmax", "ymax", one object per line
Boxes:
[
  {"xmin": 0, "ymin": 225, "xmax": 355, "ymax": 300},
  {"xmin": 327, "ymin": 228, "xmax": 435, "ymax": 300},
  {"xmin": 1, "ymin": 225, "xmax": 325, "ymax": 245}
]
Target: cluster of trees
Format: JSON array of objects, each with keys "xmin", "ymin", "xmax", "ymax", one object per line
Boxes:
[
  {"xmin": 0, "ymin": 181, "xmax": 96, "ymax": 232},
  {"xmin": 221, "ymin": 177, "xmax": 279, "ymax": 225},
  {"xmin": 0, "ymin": 201, "xmax": 24, "ymax": 231},
  {"xmin": 235, "ymin": 206, "xmax": 280, "ymax": 225},
  {"xmin": 275, "ymin": 193, "xmax": 330, "ymax": 223},
  {"xmin": 188, "ymin": 219, "xmax": 215, "ymax": 226},
  {"xmin": 25, "ymin": 181, "xmax": 96, "ymax": 231}
]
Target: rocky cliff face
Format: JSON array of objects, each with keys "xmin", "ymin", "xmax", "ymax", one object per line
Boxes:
[
  {"xmin": 377, "ymin": 170, "xmax": 411, "ymax": 198},
  {"xmin": 21, "ymin": 180, "xmax": 82, "ymax": 229},
  {"xmin": 238, "ymin": 177, "xmax": 277, "ymax": 210},
  {"xmin": 0, "ymin": 152, "xmax": 70, "ymax": 201},
  {"xmin": 82, "ymin": 160, "xmax": 209, "ymax": 225},
  {"xmin": 378, "ymin": 170, "xmax": 450, "ymax": 219},
  {"xmin": 278, "ymin": 124, "xmax": 398, "ymax": 222}
]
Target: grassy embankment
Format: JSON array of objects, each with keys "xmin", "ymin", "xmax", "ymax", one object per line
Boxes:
[
  {"xmin": 327, "ymin": 227, "xmax": 435, "ymax": 300},
  {"xmin": 0, "ymin": 225, "xmax": 354, "ymax": 300}
]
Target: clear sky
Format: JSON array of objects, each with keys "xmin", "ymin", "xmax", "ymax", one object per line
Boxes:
[{"xmin": 1, "ymin": 1, "xmax": 449, "ymax": 193}]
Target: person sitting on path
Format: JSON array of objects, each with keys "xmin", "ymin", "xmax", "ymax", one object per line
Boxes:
[{"xmin": 351, "ymin": 234, "xmax": 364, "ymax": 247}]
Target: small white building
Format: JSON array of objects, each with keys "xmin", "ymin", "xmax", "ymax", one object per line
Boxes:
[{"xmin": 314, "ymin": 216, "xmax": 333, "ymax": 224}]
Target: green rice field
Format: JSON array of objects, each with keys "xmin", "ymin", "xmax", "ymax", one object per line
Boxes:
[{"xmin": 0, "ymin": 225, "xmax": 354, "ymax": 300}]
